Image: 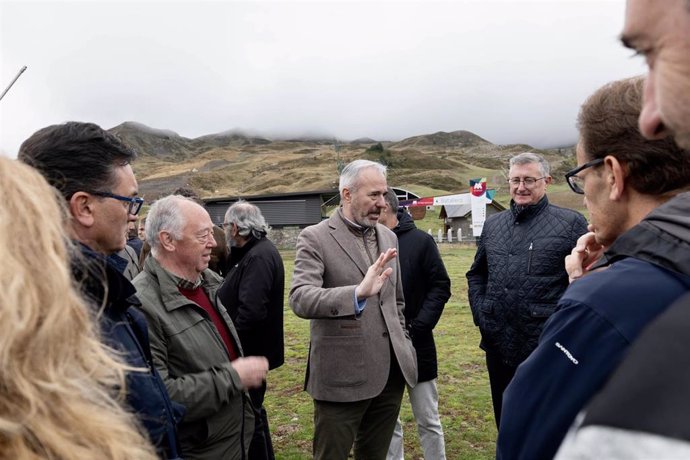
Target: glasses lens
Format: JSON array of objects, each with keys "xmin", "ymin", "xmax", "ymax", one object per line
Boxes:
[
  {"xmin": 129, "ymin": 199, "xmax": 143, "ymax": 215},
  {"xmin": 569, "ymin": 176, "xmax": 584, "ymax": 194},
  {"xmin": 509, "ymin": 178, "xmax": 539, "ymax": 187}
]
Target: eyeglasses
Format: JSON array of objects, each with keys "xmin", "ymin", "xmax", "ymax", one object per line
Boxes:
[
  {"xmin": 90, "ymin": 191, "xmax": 144, "ymax": 215},
  {"xmin": 507, "ymin": 177, "xmax": 546, "ymax": 188},
  {"xmin": 221, "ymin": 222, "xmax": 233, "ymax": 229},
  {"xmin": 565, "ymin": 158, "xmax": 605, "ymax": 194}
]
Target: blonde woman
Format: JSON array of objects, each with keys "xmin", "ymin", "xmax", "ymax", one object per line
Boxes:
[{"xmin": 0, "ymin": 157, "xmax": 157, "ymax": 460}]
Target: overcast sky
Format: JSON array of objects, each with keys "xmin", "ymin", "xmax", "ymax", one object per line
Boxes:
[{"xmin": 0, "ymin": 0, "xmax": 643, "ymax": 156}]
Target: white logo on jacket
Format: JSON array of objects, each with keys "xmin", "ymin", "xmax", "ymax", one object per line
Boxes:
[{"xmin": 555, "ymin": 342, "xmax": 579, "ymax": 365}]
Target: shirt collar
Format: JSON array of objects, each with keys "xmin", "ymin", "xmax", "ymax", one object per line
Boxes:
[
  {"xmin": 338, "ymin": 207, "xmax": 377, "ymax": 237},
  {"xmin": 164, "ymin": 268, "xmax": 203, "ymax": 290}
]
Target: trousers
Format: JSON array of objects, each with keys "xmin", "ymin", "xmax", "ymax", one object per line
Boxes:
[
  {"xmin": 386, "ymin": 379, "xmax": 445, "ymax": 460},
  {"xmin": 485, "ymin": 349, "xmax": 518, "ymax": 428},
  {"xmin": 313, "ymin": 359, "xmax": 405, "ymax": 460}
]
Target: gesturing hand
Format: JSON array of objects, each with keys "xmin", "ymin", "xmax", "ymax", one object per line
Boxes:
[
  {"xmin": 565, "ymin": 230, "xmax": 605, "ymax": 283},
  {"xmin": 355, "ymin": 248, "xmax": 397, "ymax": 300}
]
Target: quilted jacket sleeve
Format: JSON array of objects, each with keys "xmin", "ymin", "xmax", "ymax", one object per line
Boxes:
[{"xmin": 466, "ymin": 236, "xmax": 488, "ymax": 326}]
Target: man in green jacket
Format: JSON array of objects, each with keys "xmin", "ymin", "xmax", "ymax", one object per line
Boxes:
[{"xmin": 134, "ymin": 194, "xmax": 269, "ymax": 460}]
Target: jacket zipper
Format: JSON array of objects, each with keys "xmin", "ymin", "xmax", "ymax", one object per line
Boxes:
[{"xmin": 527, "ymin": 242, "xmax": 533, "ymax": 274}]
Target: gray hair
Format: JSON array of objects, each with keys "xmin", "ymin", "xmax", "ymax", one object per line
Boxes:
[
  {"xmin": 146, "ymin": 195, "xmax": 192, "ymax": 257},
  {"xmin": 338, "ymin": 159, "xmax": 387, "ymax": 196},
  {"xmin": 509, "ymin": 152, "xmax": 550, "ymax": 177},
  {"xmin": 384, "ymin": 187, "xmax": 399, "ymax": 212},
  {"xmin": 224, "ymin": 200, "xmax": 269, "ymax": 240}
]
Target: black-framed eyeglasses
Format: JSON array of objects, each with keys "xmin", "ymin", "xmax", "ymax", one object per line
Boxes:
[
  {"xmin": 565, "ymin": 158, "xmax": 605, "ymax": 194},
  {"xmin": 507, "ymin": 177, "xmax": 546, "ymax": 188},
  {"xmin": 90, "ymin": 191, "xmax": 145, "ymax": 215}
]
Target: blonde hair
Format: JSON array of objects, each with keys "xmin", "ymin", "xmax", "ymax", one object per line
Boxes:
[{"xmin": 0, "ymin": 158, "xmax": 156, "ymax": 460}]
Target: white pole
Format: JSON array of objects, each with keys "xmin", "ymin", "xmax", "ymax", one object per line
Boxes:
[{"xmin": 0, "ymin": 66, "xmax": 27, "ymax": 102}]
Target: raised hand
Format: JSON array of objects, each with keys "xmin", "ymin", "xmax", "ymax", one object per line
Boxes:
[
  {"xmin": 565, "ymin": 230, "xmax": 605, "ymax": 283},
  {"xmin": 355, "ymin": 248, "xmax": 397, "ymax": 300}
]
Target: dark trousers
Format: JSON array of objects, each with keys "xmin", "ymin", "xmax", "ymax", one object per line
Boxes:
[
  {"xmin": 247, "ymin": 382, "xmax": 274, "ymax": 460},
  {"xmin": 485, "ymin": 350, "xmax": 518, "ymax": 428},
  {"xmin": 313, "ymin": 358, "xmax": 405, "ymax": 460}
]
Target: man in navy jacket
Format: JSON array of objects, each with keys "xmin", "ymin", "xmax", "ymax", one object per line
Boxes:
[
  {"xmin": 19, "ymin": 122, "xmax": 183, "ymax": 458},
  {"xmin": 497, "ymin": 77, "xmax": 690, "ymax": 460},
  {"xmin": 553, "ymin": 1, "xmax": 690, "ymax": 456}
]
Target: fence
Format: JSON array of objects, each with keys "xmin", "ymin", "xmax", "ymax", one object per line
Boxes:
[
  {"xmin": 268, "ymin": 226, "xmax": 477, "ymax": 250},
  {"xmin": 428, "ymin": 228, "xmax": 478, "ymax": 244}
]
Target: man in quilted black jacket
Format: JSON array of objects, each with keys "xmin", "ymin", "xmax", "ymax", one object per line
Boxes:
[{"xmin": 466, "ymin": 152, "xmax": 587, "ymax": 427}]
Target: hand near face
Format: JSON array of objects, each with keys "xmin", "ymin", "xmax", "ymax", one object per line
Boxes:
[
  {"xmin": 355, "ymin": 248, "xmax": 397, "ymax": 300},
  {"xmin": 565, "ymin": 231, "xmax": 606, "ymax": 283},
  {"xmin": 231, "ymin": 356, "xmax": 269, "ymax": 389}
]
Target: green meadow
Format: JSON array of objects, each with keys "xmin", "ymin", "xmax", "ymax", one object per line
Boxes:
[{"xmin": 266, "ymin": 245, "xmax": 496, "ymax": 459}]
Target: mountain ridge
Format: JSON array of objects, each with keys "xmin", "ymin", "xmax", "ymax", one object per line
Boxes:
[{"xmin": 107, "ymin": 122, "xmax": 580, "ymax": 210}]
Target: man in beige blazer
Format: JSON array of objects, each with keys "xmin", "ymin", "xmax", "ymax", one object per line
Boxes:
[{"xmin": 290, "ymin": 159, "xmax": 417, "ymax": 460}]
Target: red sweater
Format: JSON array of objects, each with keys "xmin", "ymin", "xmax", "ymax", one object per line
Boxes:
[{"xmin": 179, "ymin": 286, "xmax": 238, "ymax": 361}]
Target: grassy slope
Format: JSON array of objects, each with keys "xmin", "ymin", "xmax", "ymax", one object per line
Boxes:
[
  {"xmin": 266, "ymin": 246, "xmax": 496, "ymax": 459},
  {"xmin": 133, "ymin": 139, "xmax": 587, "ymax": 217}
]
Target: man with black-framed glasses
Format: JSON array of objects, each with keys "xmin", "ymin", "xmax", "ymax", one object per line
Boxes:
[
  {"xmin": 498, "ymin": 77, "xmax": 690, "ymax": 460},
  {"xmin": 19, "ymin": 121, "xmax": 183, "ymax": 459},
  {"xmin": 551, "ymin": 1, "xmax": 690, "ymax": 456},
  {"xmin": 466, "ymin": 152, "xmax": 587, "ymax": 428}
]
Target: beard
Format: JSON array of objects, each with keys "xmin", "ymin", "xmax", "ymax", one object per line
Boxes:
[{"xmin": 356, "ymin": 213, "xmax": 379, "ymax": 228}]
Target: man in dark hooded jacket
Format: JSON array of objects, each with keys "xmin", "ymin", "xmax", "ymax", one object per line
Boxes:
[{"xmin": 379, "ymin": 188, "xmax": 451, "ymax": 460}]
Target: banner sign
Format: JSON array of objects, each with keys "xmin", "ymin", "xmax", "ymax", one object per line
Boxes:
[
  {"xmin": 470, "ymin": 178, "xmax": 488, "ymax": 237},
  {"xmin": 400, "ymin": 180, "xmax": 495, "ymax": 237}
]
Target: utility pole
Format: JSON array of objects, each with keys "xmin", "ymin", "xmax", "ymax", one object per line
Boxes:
[{"xmin": 0, "ymin": 66, "xmax": 27, "ymax": 102}]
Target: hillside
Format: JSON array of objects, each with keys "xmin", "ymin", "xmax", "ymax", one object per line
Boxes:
[{"xmin": 109, "ymin": 122, "xmax": 579, "ymax": 210}]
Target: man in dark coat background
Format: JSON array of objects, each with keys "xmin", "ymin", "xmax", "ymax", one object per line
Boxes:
[
  {"xmin": 466, "ymin": 152, "xmax": 588, "ymax": 427},
  {"xmin": 218, "ymin": 200, "xmax": 285, "ymax": 460},
  {"xmin": 380, "ymin": 188, "xmax": 451, "ymax": 460}
]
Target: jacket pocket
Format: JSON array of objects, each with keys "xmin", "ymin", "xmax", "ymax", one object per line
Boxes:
[
  {"xmin": 316, "ymin": 335, "xmax": 365, "ymax": 387},
  {"xmin": 530, "ymin": 303, "xmax": 557, "ymax": 318},
  {"xmin": 479, "ymin": 297, "xmax": 493, "ymax": 314}
]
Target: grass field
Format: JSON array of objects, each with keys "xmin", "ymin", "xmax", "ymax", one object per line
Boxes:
[{"xmin": 265, "ymin": 245, "xmax": 497, "ymax": 459}]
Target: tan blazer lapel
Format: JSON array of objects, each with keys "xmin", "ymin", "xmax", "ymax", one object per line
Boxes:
[
  {"xmin": 329, "ymin": 213, "xmax": 369, "ymax": 276},
  {"xmin": 375, "ymin": 224, "xmax": 396, "ymax": 298}
]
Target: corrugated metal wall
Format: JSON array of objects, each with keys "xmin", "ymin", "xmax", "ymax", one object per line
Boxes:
[{"xmin": 205, "ymin": 196, "xmax": 323, "ymax": 228}]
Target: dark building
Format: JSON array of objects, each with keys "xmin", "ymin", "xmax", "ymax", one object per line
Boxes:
[
  {"xmin": 203, "ymin": 190, "xmax": 339, "ymax": 228},
  {"xmin": 203, "ymin": 188, "xmax": 420, "ymax": 228}
]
